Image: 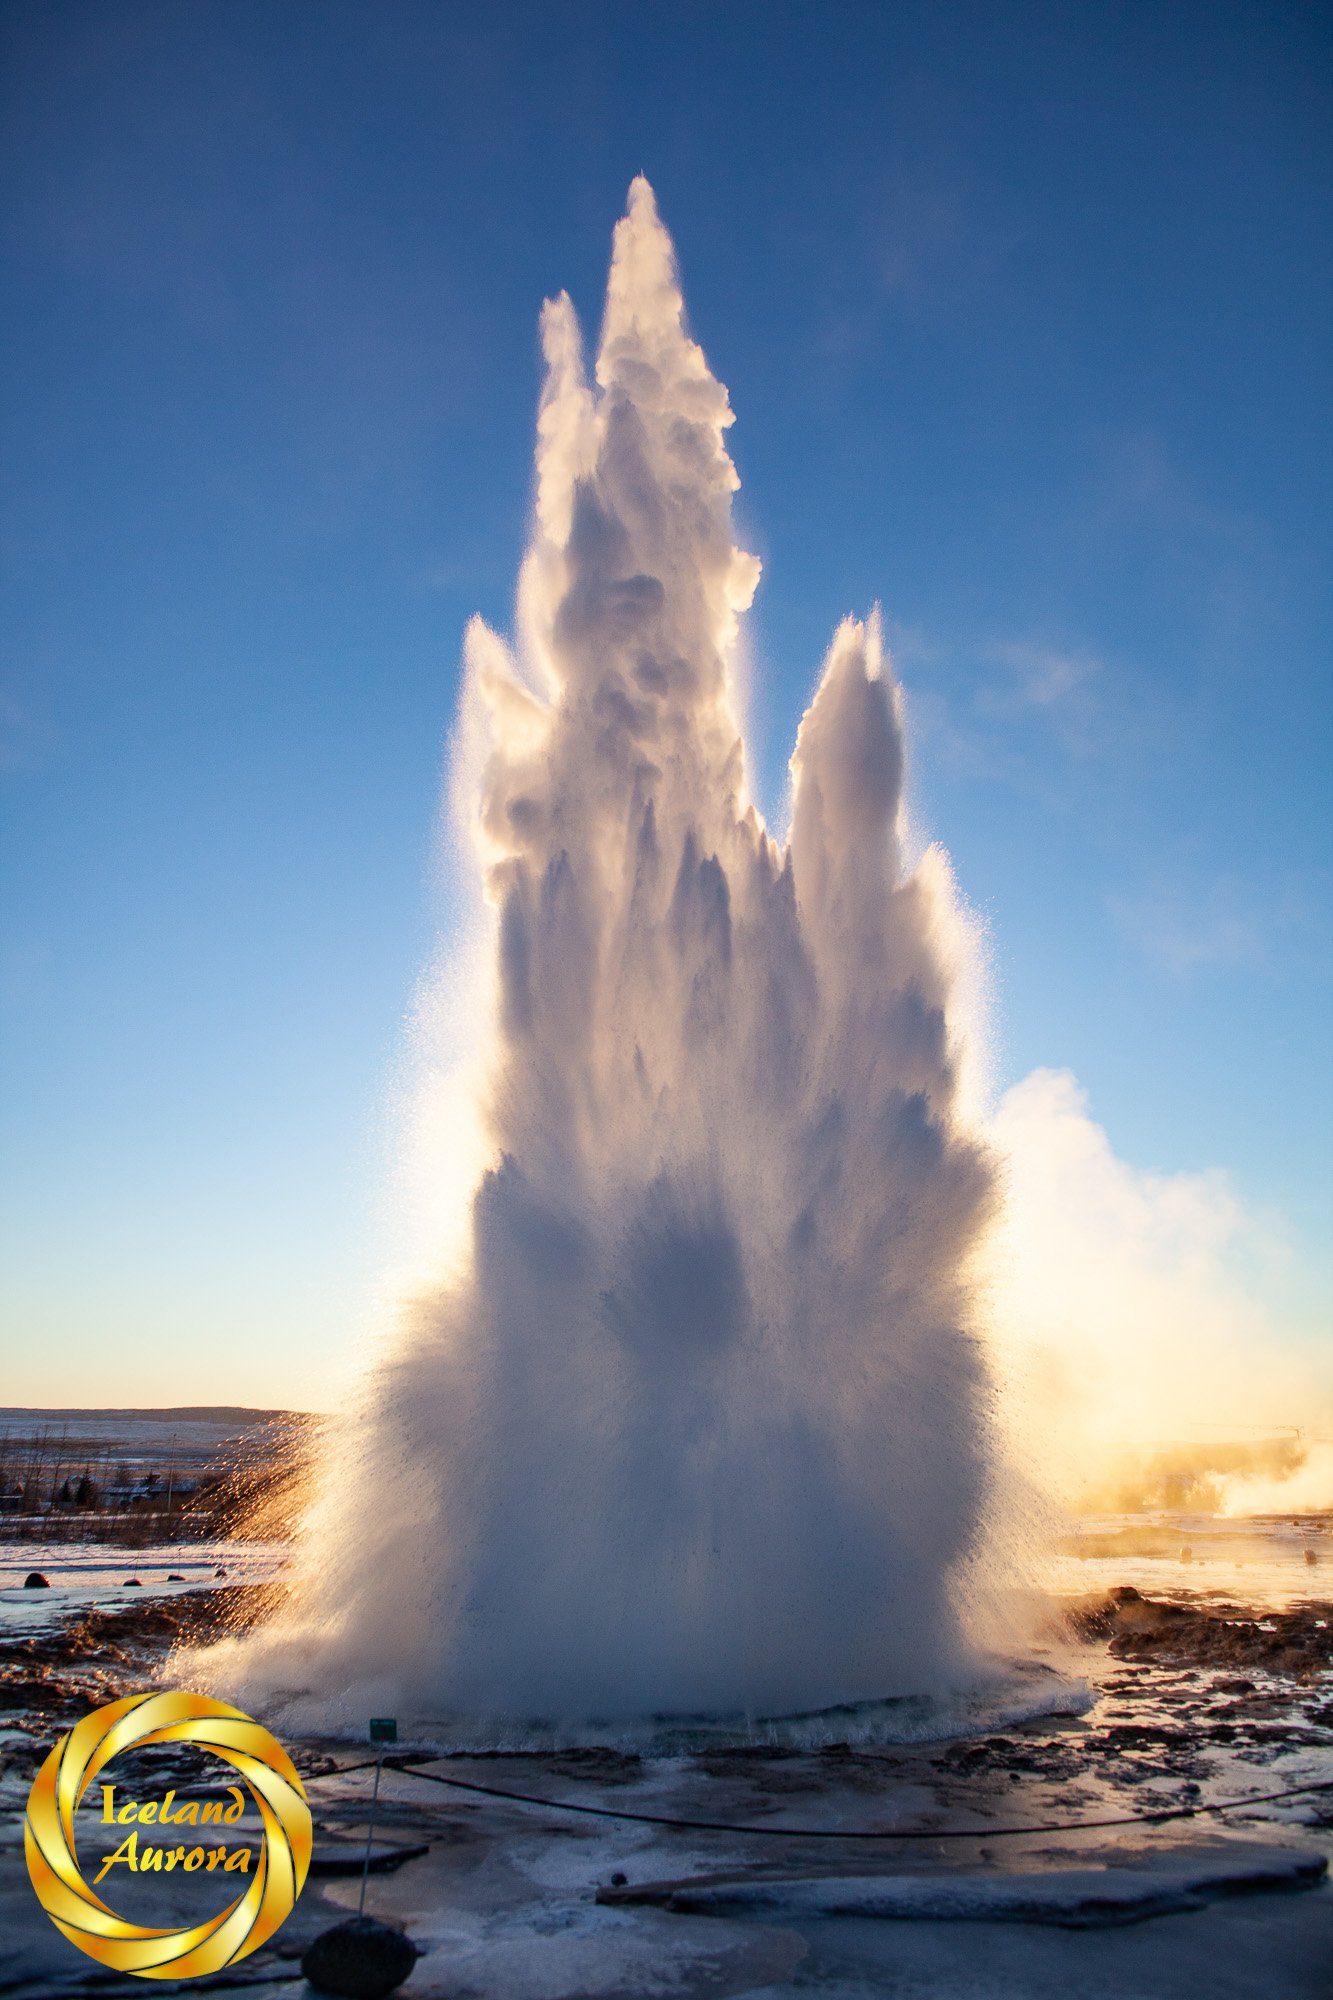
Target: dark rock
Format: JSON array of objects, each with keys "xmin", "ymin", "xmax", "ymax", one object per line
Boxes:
[
  {"xmin": 123, "ymin": 1579, "xmax": 142, "ymax": 1588},
  {"xmin": 610, "ymin": 1870, "xmax": 628, "ymax": 1886},
  {"xmin": 167, "ymin": 1573, "xmax": 185, "ymax": 1581},
  {"xmin": 22, "ymin": 1572, "xmax": 49, "ymax": 1589},
  {"xmin": 301, "ymin": 1917, "xmax": 418, "ymax": 1998},
  {"xmin": 1073, "ymin": 1589, "xmax": 1333, "ymax": 1678}
]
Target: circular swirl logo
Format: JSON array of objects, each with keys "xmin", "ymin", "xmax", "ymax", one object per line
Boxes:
[{"xmin": 25, "ymin": 1690, "xmax": 311, "ymax": 1979}]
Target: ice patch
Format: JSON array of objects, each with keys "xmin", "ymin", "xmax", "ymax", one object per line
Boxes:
[{"xmin": 604, "ymin": 1845, "xmax": 1329, "ymax": 1927}]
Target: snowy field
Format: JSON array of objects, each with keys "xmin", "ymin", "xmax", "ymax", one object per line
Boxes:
[{"xmin": 0, "ymin": 1539, "xmax": 290, "ymax": 1634}]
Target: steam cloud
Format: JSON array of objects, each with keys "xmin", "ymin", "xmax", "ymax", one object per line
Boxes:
[
  {"xmin": 218, "ymin": 180, "xmax": 1011, "ymax": 1728},
  {"xmin": 990, "ymin": 1069, "xmax": 1333, "ymax": 1516}
]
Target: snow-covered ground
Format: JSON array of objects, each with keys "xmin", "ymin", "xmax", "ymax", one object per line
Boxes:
[
  {"xmin": 0, "ymin": 1539, "xmax": 290, "ymax": 1633},
  {"xmin": 3, "ymin": 1515, "xmax": 1331, "ymax": 1995}
]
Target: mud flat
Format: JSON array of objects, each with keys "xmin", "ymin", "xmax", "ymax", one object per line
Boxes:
[{"xmin": 2, "ymin": 1582, "xmax": 1332, "ymax": 1997}]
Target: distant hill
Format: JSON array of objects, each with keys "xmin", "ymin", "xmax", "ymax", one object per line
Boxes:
[{"xmin": 0, "ymin": 1407, "xmax": 308, "ymax": 1426}]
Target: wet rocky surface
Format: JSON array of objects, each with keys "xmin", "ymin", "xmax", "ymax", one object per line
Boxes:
[
  {"xmin": 2, "ymin": 1582, "xmax": 1332, "ymax": 1995},
  {"xmin": 1071, "ymin": 1585, "xmax": 1333, "ymax": 1676},
  {"xmin": 0, "ymin": 1584, "xmax": 279, "ymax": 1731}
]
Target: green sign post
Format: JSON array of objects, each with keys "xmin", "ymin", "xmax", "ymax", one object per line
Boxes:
[{"xmin": 359, "ymin": 1719, "xmax": 398, "ymax": 1914}]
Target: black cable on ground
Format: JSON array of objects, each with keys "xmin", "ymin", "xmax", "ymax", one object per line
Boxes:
[{"xmin": 309, "ymin": 1754, "xmax": 1333, "ymax": 1843}]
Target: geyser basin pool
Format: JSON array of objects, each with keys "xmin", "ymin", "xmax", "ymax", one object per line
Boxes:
[{"xmin": 202, "ymin": 179, "xmax": 1022, "ymax": 1732}]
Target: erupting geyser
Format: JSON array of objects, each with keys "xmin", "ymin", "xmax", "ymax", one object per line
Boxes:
[{"xmin": 216, "ymin": 180, "xmax": 1014, "ymax": 1730}]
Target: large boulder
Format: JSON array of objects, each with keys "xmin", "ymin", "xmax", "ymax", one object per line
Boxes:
[{"xmin": 301, "ymin": 1917, "xmax": 418, "ymax": 1999}]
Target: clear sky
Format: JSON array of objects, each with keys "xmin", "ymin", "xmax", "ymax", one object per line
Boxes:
[{"xmin": 2, "ymin": 0, "xmax": 1329, "ymax": 1409}]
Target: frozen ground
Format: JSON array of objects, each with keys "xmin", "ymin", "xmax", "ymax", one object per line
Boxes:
[
  {"xmin": 1046, "ymin": 1511, "xmax": 1332, "ymax": 1610},
  {"xmin": 0, "ymin": 1541, "xmax": 289, "ymax": 1636},
  {"xmin": 5, "ymin": 1725, "xmax": 1330, "ymax": 1998},
  {"xmin": 3, "ymin": 1608, "xmax": 1332, "ymax": 1994}
]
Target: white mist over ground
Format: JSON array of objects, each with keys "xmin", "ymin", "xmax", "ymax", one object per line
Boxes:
[
  {"xmin": 989, "ymin": 1069, "xmax": 1333, "ymax": 1517},
  {"xmin": 203, "ymin": 180, "xmax": 1033, "ymax": 1734}
]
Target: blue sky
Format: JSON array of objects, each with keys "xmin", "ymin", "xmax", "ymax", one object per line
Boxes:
[{"xmin": 1, "ymin": 0, "xmax": 1329, "ymax": 1408}]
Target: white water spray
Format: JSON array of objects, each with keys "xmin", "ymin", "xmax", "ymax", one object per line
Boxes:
[{"xmin": 215, "ymin": 181, "xmax": 1013, "ymax": 1730}]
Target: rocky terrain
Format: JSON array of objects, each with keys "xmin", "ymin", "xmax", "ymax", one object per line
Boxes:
[{"xmin": 2, "ymin": 1582, "xmax": 1331, "ymax": 1997}]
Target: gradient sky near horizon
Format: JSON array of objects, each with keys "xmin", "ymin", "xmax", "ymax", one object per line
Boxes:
[{"xmin": 1, "ymin": 0, "xmax": 1329, "ymax": 1410}]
